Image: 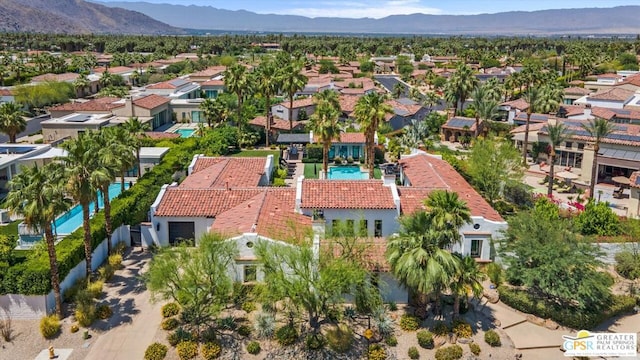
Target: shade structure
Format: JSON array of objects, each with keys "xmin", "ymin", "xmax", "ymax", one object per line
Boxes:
[
  {"xmin": 612, "ymin": 176, "xmax": 631, "ymax": 185},
  {"xmin": 555, "ymin": 171, "xmax": 579, "ymax": 180}
]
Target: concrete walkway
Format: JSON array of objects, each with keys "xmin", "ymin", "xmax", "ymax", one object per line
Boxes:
[{"xmin": 83, "ymin": 250, "xmax": 163, "ymax": 360}]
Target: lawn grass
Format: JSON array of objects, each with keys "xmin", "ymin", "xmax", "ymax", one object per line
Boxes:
[
  {"xmin": 0, "ymin": 220, "xmax": 19, "ymax": 237},
  {"xmin": 230, "ymin": 149, "xmax": 280, "ymax": 165},
  {"xmin": 304, "ymin": 163, "xmax": 320, "ymax": 179},
  {"xmin": 373, "ymin": 167, "xmax": 382, "ymax": 179}
]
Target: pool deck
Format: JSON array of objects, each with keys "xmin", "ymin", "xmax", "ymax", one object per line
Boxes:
[{"xmin": 165, "ymin": 123, "xmax": 199, "ymax": 135}]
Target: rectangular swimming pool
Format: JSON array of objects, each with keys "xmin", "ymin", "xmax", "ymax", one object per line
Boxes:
[
  {"xmin": 175, "ymin": 129, "xmax": 195, "ymax": 138},
  {"xmin": 328, "ymin": 166, "xmax": 368, "ymax": 180}
]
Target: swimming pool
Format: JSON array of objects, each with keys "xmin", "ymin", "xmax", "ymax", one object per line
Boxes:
[
  {"xmin": 175, "ymin": 129, "xmax": 195, "ymax": 138},
  {"xmin": 327, "ymin": 166, "xmax": 368, "ymax": 180}
]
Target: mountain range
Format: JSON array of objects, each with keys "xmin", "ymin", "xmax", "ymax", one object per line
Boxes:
[
  {"xmin": 0, "ymin": 0, "xmax": 181, "ymax": 34},
  {"xmin": 96, "ymin": 2, "xmax": 640, "ymax": 35}
]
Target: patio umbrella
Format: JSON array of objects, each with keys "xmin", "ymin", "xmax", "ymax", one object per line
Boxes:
[
  {"xmin": 612, "ymin": 176, "xmax": 631, "ymax": 185},
  {"xmin": 555, "ymin": 171, "xmax": 579, "ymax": 180}
]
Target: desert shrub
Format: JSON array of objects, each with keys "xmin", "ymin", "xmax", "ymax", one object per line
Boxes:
[
  {"xmin": 144, "ymin": 342, "xmax": 168, "ymax": 360},
  {"xmin": 168, "ymin": 328, "xmax": 194, "ymax": 347},
  {"xmin": 306, "ymin": 333, "xmax": 326, "ymax": 350},
  {"xmin": 484, "ymin": 329, "xmax": 501, "ymax": 347},
  {"xmin": 161, "ymin": 318, "xmax": 179, "ymax": 331},
  {"xmin": 237, "ymin": 324, "xmax": 251, "ymax": 337},
  {"xmin": 241, "ymin": 301, "xmax": 257, "ymax": 313},
  {"xmin": 97, "ymin": 304, "xmax": 113, "ymax": 319},
  {"xmin": 615, "ymin": 250, "xmax": 640, "ymax": 280},
  {"xmin": 452, "ymin": 319, "xmax": 473, "ymax": 338},
  {"xmin": 485, "ymin": 262, "xmax": 504, "ymax": 286},
  {"xmin": 400, "ymin": 314, "xmax": 420, "ymax": 331},
  {"xmin": 374, "ymin": 312, "xmax": 394, "ymax": 338},
  {"xmin": 87, "ymin": 280, "xmax": 104, "ymax": 299},
  {"xmin": 162, "ymin": 302, "xmax": 180, "ymax": 318},
  {"xmin": 108, "ymin": 254, "xmax": 123, "ymax": 269},
  {"xmin": 216, "ymin": 316, "xmax": 236, "ymax": 330},
  {"xmin": 385, "ymin": 336, "xmax": 398, "ymax": 346},
  {"xmin": 253, "ymin": 312, "xmax": 275, "ymax": 338},
  {"xmin": 70, "ymin": 324, "xmax": 79, "ymax": 333},
  {"xmin": 387, "ymin": 301, "xmax": 398, "ymax": 311},
  {"xmin": 246, "ymin": 341, "xmax": 261, "ymax": 355},
  {"xmin": 200, "ymin": 326, "xmax": 217, "ymax": 343},
  {"xmin": 432, "ymin": 321, "xmax": 450, "ymax": 336},
  {"xmin": 98, "ymin": 264, "xmax": 115, "ymax": 281},
  {"xmin": 408, "ymin": 346, "xmax": 420, "ymax": 359},
  {"xmin": 201, "ymin": 341, "xmax": 222, "ymax": 360},
  {"xmin": 40, "ymin": 315, "xmax": 61, "ymax": 339},
  {"xmin": 416, "ymin": 330, "xmax": 434, "ymax": 349},
  {"xmin": 176, "ymin": 341, "xmax": 198, "ymax": 360},
  {"xmin": 368, "ymin": 343, "xmax": 386, "ymax": 360},
  {"xmin": 113, "ymin": 241, "xmax": 127, "ymax": 255},
  {"xmin": 276, "ymin": 324, "xmax": 298, "ymax": 346},
  {"xmin": 435, "ymin": 345, "xmax": 463, "ymax": 360},
  {"xmin": 75, "ymin": 289, "xmax": 96, "ymax": 327},
  {"xmin": 469, "ymin": 342, "xmax": 481, "ymax": 356},
  {"xmin": 325, "ymin": 324, "xmax": 354, "ymax": 353}
]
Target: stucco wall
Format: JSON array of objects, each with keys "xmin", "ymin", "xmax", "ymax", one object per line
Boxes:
[
  {"xmin": 302, "ymin": 208, "xmax": 400, "ymax": 237},
  {"xmin": 148, "ymin": 216, "xmax": 213, "ymax": 247}
]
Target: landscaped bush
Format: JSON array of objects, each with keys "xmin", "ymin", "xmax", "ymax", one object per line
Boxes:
[
  {"xmin": 305, "ymin": 333, "xmax": 325, "ymax": 350},
  {"xmin": 435, "ymin": 345, "xmax": 463, "ymax": 360},
  {"xmin": 96, "ymin": 304, "xmax": 112, "ymax": 319},
  {"xmin": 386, "ymin": 301, "xmax": 397, "ymax": 311},
  {"xmin": 246, "ymin": 341, "xmax": 261, "ymax": 355},
  {"xmin": 385, "ymin": 336, "xmax": 398, "ymax": 346},
  {"xmin": 144, "ymin": 342, "xmax": 168, "ymax": 360},
  {"xmin": 161, "ymin": 318, "xmax": 179, "ymax": 331},
  {"xmin": 408, "ymin": 346, "xmax": 420, "ymax": 359},
  {"xmin": 241, "ymin": 301, "xmax": 257, "ymax": 313},
  {"xmin": 452, "ymin": 319, "xmax": 473, "ymax": 338},
  {"xmin": 200, "ymin": 327, "xmax": 217, "ymax": 343},
  {"xmin": 306, "ymin": 144, "xmax": 323, "ymax": 160},
  {"xmin": 485, "ymin": 262, "xmax": 504, "ymax": 286},
  {"xmin": 98, "ymin": 264, "xmax": 115, "ymax": 281},
  {"xmin": 400, "ymin": 314, "xmax": 420, "ymax": 331},
  {"xmin": 201, "ymin": 341, "xmax": 222, "ymax": 360},
  {"xmin": 615, "ymin": 250, "xmax": 640, "ymax": 280},
  {"xmin": 253, "ymin": 312, "xmax": 275, "ymax": 338},
  {"xmin": 416, "ymin": 330, "xmax": 434, "ymax": 349},
  {"xmin": 216, "ymin": 316, "xmax": 236, "ymax": 330},
  {"xmin": 176, "ymin": 341, "xmax": 198, "ymax": 360},
  {"xmin": 432, "ymin": 321, "xmax": 450, "ymax": 336},
  {"xmin": 484, "ymin": 329, "xmax": 501, "ymax": 347},
  {"xmin": 469, "ymin": 342, "xmax": 481, "ymax": 356},
  {"xmin": 237, "ymin": 324, "xmax": 251, "ymax": 337},
  {"xmin": 74, "ymin": 289, "xmax": 96, "ymax": 327},
  {"xmin": 87, "ymin": 280, "xmax": 104, "ymax": 299},
  {"xmin": 39, "ymin": 315, "xmax": 60, "ymax": 339},
  {"xmin": 275, "ymin": 324, "xmax": 298, "ymax": 346},
  {"xmin": 108, "ymin": 254, "xmax": 123, "ymax": 269},
  {"xmin": 367, "ymin": 343, "xmax": 386, "ymax": 360},
  {"xmin": 167, "ymin": 328, "xmax": 194, "ymax": 347},
  {"xmin": 162, "ymin": 302, "xmax": 180, "ymax": 318},
  {"xmin": 325, "ymin": 324, "xmax": 353, "ymax": 353}
]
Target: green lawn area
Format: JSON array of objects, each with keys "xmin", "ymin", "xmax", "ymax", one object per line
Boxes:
[
  {"xmin": 304, "ymin": 163, "xmax": 321, "ymax": 179},
  {"xmin": 0, "ymin": 221, "xmax": 19, "ymax": 237},
  {"xmin": 373, "ymin": 167, "xmax": 382, "ymax": 179},
  {"xmin": 230, "ymin": 149, "xmax": 280, "ymax": 165}
]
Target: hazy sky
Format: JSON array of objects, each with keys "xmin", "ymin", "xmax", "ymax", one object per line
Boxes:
[{"xmin": 102, "ymin": 0, "xmax": 640, "ymax": 18}]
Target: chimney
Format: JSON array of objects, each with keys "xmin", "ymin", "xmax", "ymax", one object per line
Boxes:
[{"xmin": 124, "ymin": 96, "xmax": 134, "ymax": 117}]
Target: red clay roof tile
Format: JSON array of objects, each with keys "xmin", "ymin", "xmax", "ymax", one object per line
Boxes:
[{"xmin": 300, "ymin": 180, "xmax": 396, "ymax": 209}]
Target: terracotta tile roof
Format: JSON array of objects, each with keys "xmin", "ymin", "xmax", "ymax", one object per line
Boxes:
[
  {"xmin": 190, "ymin": 66, "xmax": 226, "ymax": 78},
  {"xmin": 398, "ymin": 154, "xmax": 504, "ymax": 222},
  {"xmin": 620, "ymin": 73, "xmax": 640, "ymax": 87},
  {"xmin": 300, "ymin": 180, "xmax": 396, "ymax": 209},
  {"xmin": 31, "ymin": 72, "xmax": 79, "ymax": 82},
  {"xmin": 501, "ymin": 98, "xmax": 529, "ymax": 111},
  {"xmin": 133, "ymin": 94, "xmax": 170, "ymax": 110},
  {"xmin": 182, "ymin": 157, "xmax": 267, "ymax": 189},
  {"xmin": 564, "ymin": 87, "xmax": 591, "ymax": 95},
  {"xmin": 597, "ymin": 73, "xmax": 622, "ymax": 79},
  {"xmin": 93, "ymin": 66, "xmax": 134, "ymax": 74},
  {"xmin": 201, "ymin": 79, "xmax": 225, "ymax": 87},
  {"xmin": 561, "ymin": 105, "xmax": 587, "ymax": 117},
  {"xmin": 340, "ymin": 88, "xmax": 367, "ymax": 95},
  {"xmin": 588, "ymin": 88, "xmax": 634, "ymax": 102},
  {"xmin": 539, "ymin": 119, "xmax": 640, "ymax": 147},
  {"xmin": 154, "ymin": 188, "xmax": 263, "ymax": 217},
  {"xmin": 209, "ymin": 191, "xmax": 266, "ymax": 235},
  {"xmin": 591, "ymin": 107, "xmax": 616, "ymax": 120},
  {"xmin": 312, "ymin": 132, "xmax": 366, "ymax": 144},
  {"xmin": 339, "ymin": 95, "xmax": 359, "ymax": 113},
  {"xmin": 145, "ymin": 132, "xmax": 180, "ymax": 140},
  {"xmin": 323, "ymin": 238, "xmax": 390, "ymax": 271},
  {"xmin": 249, "ymin": 116, "xmax": 303, "ymax": 131},
  {"xmin": 510, "ymin": 122, "xmax": 546, "ymax": 134},
  {"xmin": 385, "ymin": 99, "xmax": 422, "ymax": 121},
  {"xmin": 278, "ymin": 97, "xmax": 315, "ymax": 109},
  {"xmin": 49, "ymin": 97, "xmax": 123, "ymax": 112}
]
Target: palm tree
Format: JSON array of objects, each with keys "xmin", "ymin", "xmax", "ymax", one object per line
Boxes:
[
  {"xmin": 310, "ymin": 90, "xmax": 341, "ymax": 177},
  {"xmin": 129, "ymin": 70, "xmax": 140, "ymax": 86},
  {"xmin": 224, "ymin": 64, "xmax": 250, "ymax": 138},
  {"xmin": 256, "ymin": 60, "xmax": 280, "ymax": 147},
  {"xmin": 450, "ymin": 255, "xmax": 486, "ymax": 318},
  {"xmin": 5, "ymin": 163, "xmax": 70, "ymax": 316},
  {"xmin": 200, "ymin": 98, "xmax": 228, "ymax": 128},
  {"xmin": 60, "ymin": 135, "xmax": 98, "ymax": 280},
  {"xmin": 582, "ymin": 118, "xmax": 615, "ymax": 199},
  {"xmin": 280, "ymin": 61, "xmax": 308, "ymax": 133},
  {"xmin": 546, "ymin": 123, "xmax": 570, "ymax": 196},
  {"xmin": 469, "ymin": 85, "xmax": 498, "ymax": 137},
  {"xmin": 122, "ymin": 117, "xmax": 150, "ymax": 179},
  {"xmin": 73, "ymin": 74, "xmax": 90, "ymax": 98},
  {"xmin": 444, "ymin": 62, "xmax": 477, "ymax": 115},
  {"xmin": 353, "ymin": 92, "xmax": 393, "ymax": 178},
  {"xmin": 99, "ymin": 69, "xmax": 112, "ymax": 88},
  {"xmin": 0, "ymin": 102, "xmax": 26, "ymax": 143},
  {"xmin": 392, "ymin": 83, "xmax": 404, "ymax": 99},
  {"xmin": 521, "ymin": 85, "xmax": 562, "ymax": 165},
  {"xmin": 424, "ymin": 190, "xmax": 472, "ymax": 248}
]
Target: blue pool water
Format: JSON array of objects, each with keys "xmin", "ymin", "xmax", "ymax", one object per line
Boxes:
[
  {"xmin": 328, "ymin": 166, "xmax": 368, "ymax": 180},
  {"xmin": 54, "ymin": 183, "xmax": 129, "ymax": 235},
  {"xmin": 175, "ymin": 129, "xmax": 195, "ymax": 138}
]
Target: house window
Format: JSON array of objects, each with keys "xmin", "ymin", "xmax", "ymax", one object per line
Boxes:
[
  {"xmin": 565, "ymin": 142, "xmax": 573, "ymax": 148},
  {"xmin": 346, "ymin": 219, "xmax": 355, "ymax": 236},
  {"xmin": 331, "ymin": 219, "xmax": 339, "ymax": 236},
  {"xmin": 470, "ymin": 240, "xmax": 482, "ymax": 258},
  {"xmin": 374, "ymin": 220, "xmax": 382, "ymax": 238},
  {"xmin": 577, "ymin": 143, "xmax": 584, "ymax": 150},
  {"xmin": 359, "ymin": 219, "xmax": 368, "ymax": 237},
  {"xmin": 244, "ymin": 265, "xmax": 257, "ymax": 283}
]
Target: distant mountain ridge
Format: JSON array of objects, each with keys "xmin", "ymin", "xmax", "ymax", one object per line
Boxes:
[
  {"xmin": 0, "ymin": 0, "xmax": 182, "ymax": 34},
  {"xmin": 95, "ymin": 2, "xmax": 640, "ymax": 35}
]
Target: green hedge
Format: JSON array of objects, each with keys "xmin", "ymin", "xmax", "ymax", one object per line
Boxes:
[
  {"xmin": 0, "ymin": 138, "xmax": 202, "ymax": 295},
  {"xmin": 498, "ymin": 286, "xmax": 636, "ymax": 329}
]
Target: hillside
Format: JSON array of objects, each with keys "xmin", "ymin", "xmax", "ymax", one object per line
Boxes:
[
  {"xmin": 96, "ymin": 2, "xmax": 640, "ymax": 35},
  {"xmin": 0, "ymin": 0, "xmax": 182, "ymax": 34}
]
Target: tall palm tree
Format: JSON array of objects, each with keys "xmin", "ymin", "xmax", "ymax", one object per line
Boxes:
[
  {"xmin": 200, "ymin": 98, "xmax": 228, "ymax": 128},
  {"xmin": 224, "ymin": 64, "xmax": 250, "ymax": 138},
  {"xmin": 99, "ymin": 69, "xmax": 112, "ymax": 88},
  {"xmin": 110, "ymin": 126, "xmax": 137, "ymax": 193},
  {"xmin": 280, "ymin": 61, "xmax": 308, "ymax": 133},
  {"xmin": 424, "ymin": 190, "xmax": 472, "ymax": 248},
  {"xmin": 469, "ymin": 85, "xmax": 498, "ymax": 137},
  {"xmin": 0, "ymin": 102, "xmax": 26, "ymax": 143},
  {"xmin": 6, "ymin": 163, "xmax": 70, "ymax": 316},
  {"xmin": 129, "ymin": 70, "xmax": 140, "ymax": 87},
  {"xmin": 310, "ymin": 90, "xmax": 341, "ymax": 177},
  {"xmin": 444, "ymin": 62, "xmax": 477, "ymax": 115},
  {"xmin": 546, "ymin": 123, "xmax": 570, "ymax": 196},
  {"xmin": 392, "ymin": 83, "xmax": 405, "ymax": 99},
  {"xmin": 73, "ymin": 74, "xmax": 90, "ymax": 98},
  {"xmin": 122, "ymin": 117, "xmax": 150, "ymax": 178},
  {"xmin": 450, "ymin": 255, "xmax": 486, "ymax": 318},
  {"xmin": 353, "ymin": 92, "xmax": 393, "ymax": 178},
  {"xmin": 582, "ymin": 118, "xmax": 615, "ymax": 199},
  {"xmin": 521, "ymin": 85, "xmax": 562, "ymax": 165},
  {"xmin": 256, "ymin": 59, "xmax": 280, "ymax": 147},
  {"xmin": 60, "ymin": 134, "xmax": 100, "ymax": 279}
]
